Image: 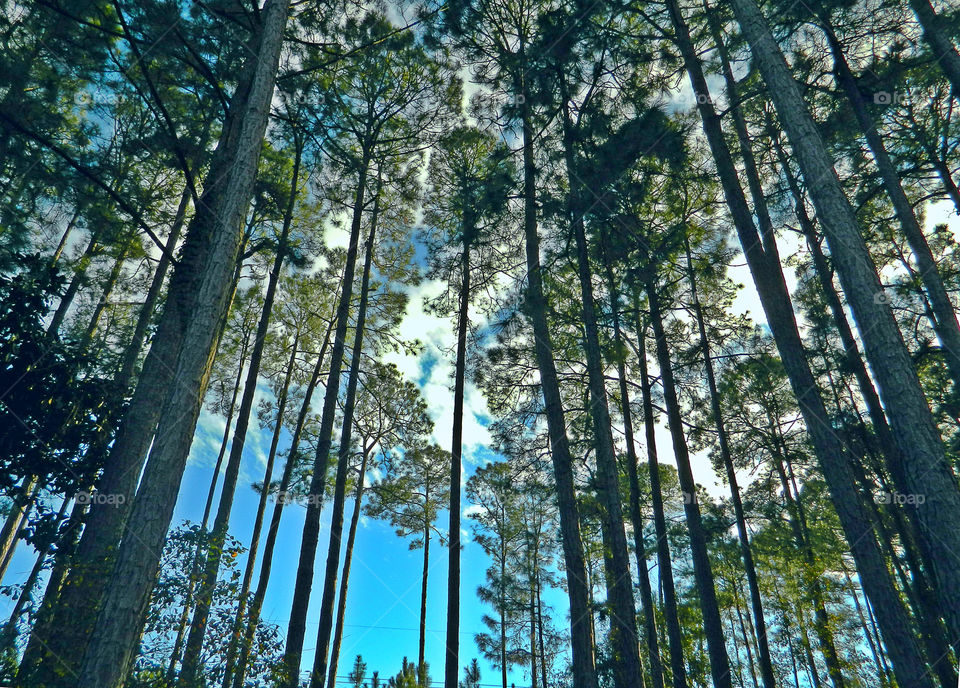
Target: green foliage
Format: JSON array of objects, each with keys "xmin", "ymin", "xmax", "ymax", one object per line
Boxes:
[
  {"xmin": 129, "ymin": 523, "xmax": 283, "ymax": 687},
  {"xmin": 0, "ymin": 254, "xmax": 119, "ymax": 494}
]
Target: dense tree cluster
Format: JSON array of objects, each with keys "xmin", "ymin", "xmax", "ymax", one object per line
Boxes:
[{"xmin": 1, "ymin": 0, "xmax": 960, "ymax": 686}]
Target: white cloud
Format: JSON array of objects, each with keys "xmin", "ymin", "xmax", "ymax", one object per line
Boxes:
[{"xmin": 384, "ymin": 279, "xmax": 493, "ymax": 463}]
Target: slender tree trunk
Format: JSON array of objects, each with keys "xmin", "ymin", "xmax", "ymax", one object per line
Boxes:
[
  {"xmin": 797, "ymin": 607, "xmax": 824, "ymax": 688},
  {"xmin": 536, "ymin": 566, "xmax": 548, "ymax": 688},
  {"xmin": 500, "ymin": 542, "xmax": 507, "ymax": 688},
  {"xmin": 116, "ymin": 184, "xmax": 192, "ymax": 389},
  {"xmin": 682, "ymin": 236, "xmax": 776, "ymax": 688},
  {"xmin": 27, "ymin": 73, "xmax": 254, "ymax": 688},
  {"xmin": 515, "ymin": 69, "xmax": 597, "ymax": 688},
  {"xmin": 733, "ymin": 588, "xmax": 758, "ymax": 688},
  {"xmin": 528, "ymin": 539, "xmax": 537, "ymax": 688},
  {"xmin": 282, "ymin": 147, "xmax": 370, "ymax": 687},
  {"xmin": 908, "ymin": 0, "xmax": 960, "ymax": 94},
  {"xmin": 773, "ymin": 138, "xmax": 903, "ymax": 477},
  {"xmin": 841, "ymin": 568, "xmax": 888, "ymax": 688},
  {"xmin": 672, "ymin": 3, "xmax": 936, "ymax": 684},
  {"xmin": 864, "ymin": 595, "xmax": 893, "ymax": 681},
  {"xmin": 1, "ymin": 540, "xmax": 46, "ymax": 647},
  {"xmin": 644, "ymin": 275, "xmax": 733, "ymax": 688},
  {"xmin": 729, "ymin": 0, "xmax": 960, "ymax": 641},
  {"xmin": 779, "ymin": 145, "xmax": 957, "ymax": 678},
  {"xmin": 776, "ymin": 137, "xmax": 953, "ymax": 639},
  {"xmin": 166, "ymin": 250, "xmax": 253, "ymax": 681},
  {"xmin": 782, "ymin": 610, "xmax": 802, "ymax": 688},
  {"xmin": 726, "ymin": 609, "xmax": 745, "ymax": 688},
  {"xmin": 600, "ymin": 241, "xmax": 665, "ymax": 688},
  {"xmin": 817, "ymin": 14, "xmax": 960, "ymax": 387},
  {"xmin": 928, "ymin": 151, "xmax": 960, "ymax": 214},
  {"xmin": 561, "ymin": 93, "xmax": 643, "ymax": 688},
  {"xmin": 221, "ymin": 329, "xmax": 301, "ymax": 688},
  {"xmin": 419, "ymin": 497, "xmax": 430, "ymax": 686},
  {"xmin": 308, "ymin": 187, "xmax": 380, "ymax": 688},
  {"xmin": 231, "ymin": 310, "xmax": 337, "ymax": 688},
  {"xmin": 0, "ymin": 476, "xmax": 38, "ymax": 583},
  {"xmin": 46, "ymin": 232, "xmax": 97, "ymax": 336},
  {"xmin": 50, "ymin": 208, "xmax": 82, "ymax": 266},
  {"xmin": 178, "ymin": 129, "xmax": 302, "ymax": 688},
  {"xmin": 326, "ymin": 450, "xmax": 371, "ymax": 688},
  {"xmin": 770, "ymin": 440, "xmax": 846, "ymax": 688},
  {"xmin": 81, "ymin": 242, "xmax": 130, "ymax": 346},
  {"xmin": 444, "ymin": 237, "xmax": 470, "ymax": 688},
  {"xmin": 31, "ymin": 55, "xmax": 252, "ymax": 688},
  {"xmin": 631, "ymin": 295, "xmax": 688, "ymax": 688},
  {"xmin": 72, "ymin": 5, "xmax": 290, "ymax": 685}
]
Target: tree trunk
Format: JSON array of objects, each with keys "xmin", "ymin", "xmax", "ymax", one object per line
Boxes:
[
  {"xmin": 729, "ymin": 0, "xmax": 960, "ymax": 641},
  {"xmin": 422, "ymin": 483, "xmax": 439, "ymax": 687},
  {"xmin": 73, "ymin": 5, "xmax": 290, "ymax": 685},
  {"xmin": 116, "ymin": 184, "xmax": 192, "ymax": 390},
  {"xmin": 178, "ymin": 128, "xmax": 302, "ymax": 688},
  {"xmin": 682, "ymin": 235, "xmax": 776, "ymax": 688},
  {"xmin": 282, "ymin": 147, "xmax": 370, "ymax": 687},
  {"xmin": 46, "ymin": 232, "xmax": 97, "ymax": 337},
  {"xmin": 221, "ymin": 328, "xmax": 301, "ymax": 688},
  {"xmin": 772, "ymin": 138, "xmax": 904, "ymax": 479},
  {"xmin": 81, "ymin": 242, "xmax": 130, "ymax": 346},
  {"xmin": 797, "ymin": 607, "xmax": 824, "ymax": 688},
  {"xmin": 50, "ymin": 208, "xmax": 82, "ymax": 266},
  {"xmin": 535, "ymin": 566, "xmax": 548, "ymax": 688},
  {"xmin": 908, "ymin": 0, "xmax": 960, "ymax": 95},
  {"xmin": 732, "ymin": 584, "xmax": 759, "ymax": 688},
  {"xmin": 326, "ymin": 449, "xmax": 371, "ymax": 688},
  {"xmin": 769, "ymin": 431, "xmax": 846, "ymax": 688},
  {"xmin": 561, "ymin": 92, "xmax": 642, "ymax": 688},
  {"xmin": 500, "ymin": 541, "xmax": 507, "ymax": 688},
  {"xmin": 418, "ymin": 513, "xmax": 430, "ymax": 687},
  {"xmin": 631, "ymin": 294, "xmax": 688, "ymax": 688},
  {"xmin": 776, "ymin": 142, "xmax": 958, "ymax": 675},
  {"xmin": 513, "ymin": 66, "xmax": 597, "ymax": 688},
  {"xmin": 444, "ymin": 236, "xmax": 470, "ymax": 688},
  {"xmin": 528, "ymin": 540, "xmax": 537, "ymax": 688},
  {"xmin": 841, "ymin": 568, "xmax": 889, "ymax": 688},
  {"xmin": 644, "ymin": 275, "xmax": 732, "ymax": 688},
  {"xmin": 166, "ymin": 251, "xmax": 253, "ymax": 680},
  {"xmin": 600, "ymin": 240, "xmax": 665, "ymax": 688},
  {"xmin": 725, "ymin": 609, "xmax": 746, "ymax": 688},
  {"xmin": 231, "ymin": 310, "xmax": 337, "ymax": 688},
  {"xmin": 308, "ymin": 187, "xmax": 380, "ymax": 688},
  {"xmin": 0, "ymin": 476, "xmax": 38, "ymax": 583},
  {"xmin": 928, "ymin": 151, "xmax": 960, "ymax": 214}
]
